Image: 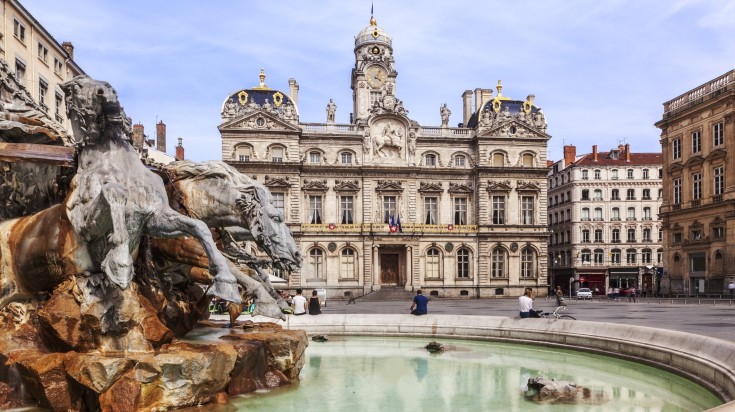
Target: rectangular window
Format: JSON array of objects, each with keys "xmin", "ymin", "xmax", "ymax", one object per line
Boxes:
[
  {"xmin": 611, "ymin": 250, "xmax": 621, "ymax": 264},
  {"xmin": 713, "ymin": 227, "xmax": 724, "ymax": 239},
  {"xmin": 692, "ymin": 130, "xmax": 701, "ymax": 154},
  {"xmin": 627, "ymin": 169, "xmax": 634, "ymax": 179},
  {"xmin": 582, "ymin": 229, "xmax": 590, "ymax": 243},
  {"xmin": 13, "ymin": 18, "xmax": 25, "ymax": 43},
  {"xmin": 627, "ymin": 207, "xmax": 636, "ymax": 220},
  {"xmin": 455, "ymin": 156, "xmax": 465, "ymax": 167},
  {"xmin": 642, "ymin": 188, "xmax": 651, "ymax": 200},
  {"xmin": 643, "ymin": 228, "xmax": 652, "ymax": 242},
  {"xmin": 383, "ymin": 195, "xmax": 397, "ymax": 223},
  {"xmin": 309, "ymin": 152, "xmax": 321, "ymax": 163},
  {"xmin": 626, "ymin": 249, "xmax": 636, "ymax": 264},
  {"xmin": 308, "ymin": 195, "xmax": 322, "ymax": 224},
  {"xmin": 581, "ymin": 208, "xmax": 590, "ymax": 221},
  {"xmin": 340, "ymin": 196, "xmax": 354, "ymax": 224},
  {"xmin": 581, "ymin": 170, "xmax": 588, "ymax": 180},
  {"xmin": 627, "ymin": 228, "xmax": 636, "ymax": 242},
  {"xmin": 674, "ymin": 233, "xmax": 682, "ymax": 243},
  {"xmin": 714, "ymin": 166, "xmax": 724, "ymax": 196},
  {"xmin": 626, "ymin": 189, "xmax": 635, "ymax": 200},
  {"xmin": 453, "ymin": 197, "xmax": 467, "ymax": 225},
  {"xmin": 612, "ymin": 207, "xmax": 620, "ymax": 221},
  {"xmin": 692, "ymin": 173, "xmax": 702, "ymax": 200},
  {"xmin": 594, "ymin": 229, "xmax": 603, "ymax": 243},
  {"xmin": 271, "ymin": 147, "xmax": 284, "ymax": 162},
  {"xmin": 673, "ymin": 178, "xmax": 682, "ymax": 204},
  {"xmin": 37, "ymin": 42, "xmax": 48, "ymax": 63},
  {"xmin": 714, "ymin": 122, "xmax": 724, "ymax": 147},
  {"xmin": 38, "ymin": 78, "xmax": 48, "ymax": 111},
  {"xmin": 594, "ymin": 170, "xmax": 601, "ymax": 179},
  {"xmin": 612, "ymin": 229, "xmax": 620, "ymax": 243},
  {"xmin": 271, "ymin": 192, "xmax": 285, "ymax": 216},
  {"xmin": 659, "ymin": 229, "xmax": 663, "ymax": 242},
  {"xmin": 611, "ymin": 169, "xmax": 618, "ymax": 180},
  {"xmin": 594, "ymin": 207, "xmax": 602, "ymax": 221},
  {"xmin": 673, "ymin": 138, "xmax": 681, "ymax": 160},
  {"xmin": 424, "ymin": 197, "xmax": 438, "ymax": 224},
  {"xmin": 55, "ymin": 93, "xmax": 63, "ymax": 120},
  {"xmin": 642, "ymin": 250, "xmax": 652, "ymax": 264},
  {"xmin": 53, "ymin": 57, "xmax": 63, "ymax": 75},
  {"xmin": 341, "ymin": 152, "xmax": 352, "ymax": 164},
  {"xmin": 521, "ymin": 196, "xmax": 534, "ymax": 225},
  {"xmin": 611, "ymin": 189, "xmax": 620, "ymax": 200},
  {"xmin": 14, "ymin": 59, "xmax": 26, "ymax": 85},
  {"xmin": 643, "ymin": 169, "xmax": 649, "ymax": 179},
  {"xmin": 643, "ymin": 207, "xmax": 652, "ymax": 220}
]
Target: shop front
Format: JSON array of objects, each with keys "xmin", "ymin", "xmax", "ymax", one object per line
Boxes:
[{"xmin": 609, "ymin": 268, "xmax": 639, "ymax": 290}]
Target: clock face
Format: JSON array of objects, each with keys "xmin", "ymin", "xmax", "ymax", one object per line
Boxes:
[{"xmin": 366, "ymin": 66, "xmax": 387, "ymax": 88}]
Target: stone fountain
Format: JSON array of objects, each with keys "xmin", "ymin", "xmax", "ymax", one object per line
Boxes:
[{"xmin": 0, "ymin": 70, "xmax": 306, "ymax": 411}]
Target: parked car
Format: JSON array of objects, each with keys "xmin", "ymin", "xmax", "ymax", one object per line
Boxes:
[{"xmin": 576, "ymin": 288, "xmax": 593, "ymax": 299}]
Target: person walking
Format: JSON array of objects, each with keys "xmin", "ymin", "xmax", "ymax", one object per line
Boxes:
[
  {"xmin": 519, "ymin": 288, "xmax": 535, "ymax": 318},
  {"xmin": 555, "ymin": 286, "xmax": 566, "ymax": 307},
  {"xmin": 410, "ymin": 290, "xmax": 429, "ymax": 315},
  {"xmin": 308, "ymin": 289, "xmax": 322, "ymax": 315},
  {"xmin": 291, "ymin": 289, "xmax": 307, "ymax": 316}
]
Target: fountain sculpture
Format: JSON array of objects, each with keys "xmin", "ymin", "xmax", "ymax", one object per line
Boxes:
[{"xmin": 0, "ymin": 72, "xmax": 306, "ymax": 411}]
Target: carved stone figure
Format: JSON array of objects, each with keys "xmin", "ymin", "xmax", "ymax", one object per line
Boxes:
[
  {"xmin": 363, "ymin": 129, "xmax": 372, "ymax": 154},
  {"xmin": 326, "ymin": 99, "xmax": 336, "ymax": 122},
  {"xmin": 480, "ymin": 109, "xmax": 494, "ymax": 127},
  {"xmin": 440, "ymin": 103, "xmax": 451, "ymax": 127},
  {"xmin": 408, "ymin": 131, "xmax": 417, "ymax": 156},
  {"xmin": 498, "ymin": 106, "xmax": 512, "ymax": 122},
  {"xmin": 283, "ymin": 101, "xmax": 296, "ymax": 121},
  {"xmin": 374, "ymin": 122, "xmax": 404, "ymax": 157},
  {"xmin": 534, "ymin": 109, "xmax": 547, "ymax": 131},
  {"xmin": 223, "ymin": 99, "xmax": 237, "ymax": 117}
]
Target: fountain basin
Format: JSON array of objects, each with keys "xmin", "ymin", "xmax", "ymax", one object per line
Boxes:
[{"xmin": 279, "ymin": 314, "xmax": 735, "ymax": 408}]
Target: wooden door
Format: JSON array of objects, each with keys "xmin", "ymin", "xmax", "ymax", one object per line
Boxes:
[{"xmin": 380, "ymin": 254, "xmax": 399, "ymax": 284}]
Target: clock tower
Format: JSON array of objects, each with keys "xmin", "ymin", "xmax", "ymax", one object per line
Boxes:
[{"xmin": 352, "ymin": 15, "xmax": 396, "ymax": 123}]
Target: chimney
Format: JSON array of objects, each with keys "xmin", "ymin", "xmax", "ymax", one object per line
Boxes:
[
  {"xmin": 61, "ymin": 41, "xmax": 74, "ymax": 60},
  {"xmin": 462, "ymin": 90, "xmax": 473, "ymax": 125},
  {"xmin": 288, "ymin": 78, "xmax": 299, "ymax": 106},
  {"xmin": 175, "ymin": 137, "xmax": 184, "ymax": 161},
  {"xmin": 563, "ymin": 145, "xmax": 576, "ymax": 168},
  {"xmin": 474, "ymin": 88, "xmax": 483, "ymax": 115},
  {"xmin": 625, "ymin": 143, "xmax": 631, "ymax": 162},
  {"xmin": 156, "ymin": 120, "xmax": 166, "ymax": 153},
  {"xmin": 481, "ymin": 88, "xmax": 494, "ymax": 108},
  {"xmin": 132, "ymin": 123, "xmax": 145, "ymax": 150},
  {"xmin": 592, "ymin": 145, "xmax": 598, "ymax": 162}
]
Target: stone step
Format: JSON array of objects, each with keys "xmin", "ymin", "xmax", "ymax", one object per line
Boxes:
[{"xmin": 357, "ymin": 287, "xmax": 415, "ymax": 302}]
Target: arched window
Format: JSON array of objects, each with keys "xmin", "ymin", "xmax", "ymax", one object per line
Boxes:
[
  {"xmin": 521, "ymin": 248, "xmax": 535, "ymax": 278},
  {"xmin": 491, "ymin": 248, "xmax": 506, "ymax": 278},
  {"xmin": 457, "ymin": 248, "xmax": 470, "ymax": 278},
  {"xmin": 492, "ymin": 152, "xmax": 505, "ymax": 167},
  {"xmin": 581, "ymin": 249, "xmax": 591, "ymax": 264},
  {"xmin": 340, "ymin": 248, "xmax": 356, "ymax": 279},
  {"xmin": 425, "ymin": 153, "xmax": 437, "ymax": 167},
  {"xmin": 308, "ymin": 248, "xmax": 324, "ymax": 279},
  {"xmin": 426, "ymin": 248, "xmax": 441, "ymax": 279}
]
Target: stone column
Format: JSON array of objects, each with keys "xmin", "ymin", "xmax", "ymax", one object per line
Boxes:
[
  {"xmin": 373, "ymin": 246, "xmax": 380, "ymax": 291},
  {"xmin": 406, "ymin": 246, "xmax": 413, "ymax": 291}
]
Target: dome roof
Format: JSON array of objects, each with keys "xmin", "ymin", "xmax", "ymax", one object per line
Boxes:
[
  {"xmin": 220, "ymin": 69, "xmax": 298, "ymax": 118},
  {"xmin": 466, "ymin": 82, "xmax": 541, "ymax": 128},
  {"xmin": 355, "ymin": 17, "xmax": 392, "ymax": 48}
]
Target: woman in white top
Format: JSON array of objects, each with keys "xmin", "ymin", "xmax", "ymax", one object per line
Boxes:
[{"xmin": 519, "ymin": 288, "xmax": 535, "ymax": 318}]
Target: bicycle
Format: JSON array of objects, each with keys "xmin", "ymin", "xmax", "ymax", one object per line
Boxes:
[{"xmin": 535, "ymin": 306, "xmax": 576, "ymax": 320}]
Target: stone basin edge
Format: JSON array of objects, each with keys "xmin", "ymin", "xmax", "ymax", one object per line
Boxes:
[{"xmin": 276, "ymin": 314, "xmax": 735, "ymax": 410}]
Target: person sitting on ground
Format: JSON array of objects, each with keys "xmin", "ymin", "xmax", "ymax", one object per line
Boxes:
[
  {"xmin": 308, "ymin": 289, "xmax": 322, "ymax": 315},
  {"xmin": 291, "ymin": 289, "xmax": 307, "ymax": 316},
  {"xmin": 410, "ymin": 290, "xmax": 429, "ymax": 315},
  {"xmin": 519, "ymin": 288, "xmax": 536, "ymax": 318}
]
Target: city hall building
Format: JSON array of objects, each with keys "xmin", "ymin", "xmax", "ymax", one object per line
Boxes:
[{"xmin": 220, "ymin": 15, "xmax": 551, "ymax": 299}]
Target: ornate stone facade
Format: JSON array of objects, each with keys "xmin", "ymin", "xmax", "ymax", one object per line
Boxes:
[
  {"xmin": 220, "ymin": 15, "xmax": 551, "ymax": 299},
  {"xmin": 548, "ymin": 145, "xmax": 663, "ymax": 297},
  {"xmin": 655, "ymin": 69, "xmax": 735, "ymax": 295}
]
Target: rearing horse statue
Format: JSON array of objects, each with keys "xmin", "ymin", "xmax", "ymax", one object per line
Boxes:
[{"xmin": 61, "ymin": 76, "xmax": 240, "ymax": 303}]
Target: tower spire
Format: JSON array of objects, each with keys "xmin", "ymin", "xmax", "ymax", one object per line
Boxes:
[{"xmin": 370, "ymin": 1, "xmax": 376, "ymax": 25}]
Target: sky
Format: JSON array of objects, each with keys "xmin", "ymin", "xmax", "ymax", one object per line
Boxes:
[{"xmin": 24, "ymin": 0, "xmax": 735, "ymax": 162}]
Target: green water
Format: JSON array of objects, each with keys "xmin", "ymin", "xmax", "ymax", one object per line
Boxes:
[{"xmin": 212, "ymin": 336, "xmax": 722, "ymax": 412}]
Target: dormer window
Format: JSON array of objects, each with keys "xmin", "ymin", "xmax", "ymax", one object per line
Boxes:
[
  {"xmin": 425, "ymin": 154, "xmax": 437, "ymax": 167},
  {"xmin": 454, "ymin": 155, "xmax": 466, "ymax": 167},
  {"xmin": 610, "ymin": 150, "xmax": 619, "ymax": 160}
]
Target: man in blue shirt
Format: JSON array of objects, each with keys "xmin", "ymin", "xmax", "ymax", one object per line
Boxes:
[{"xmin": 410, "ymin": 290, "xmax": 429, "ymax": 315}]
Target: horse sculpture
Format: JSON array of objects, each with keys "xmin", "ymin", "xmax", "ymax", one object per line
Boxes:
[
  {"xmin": 151, "ymin": 160, "xmax": 302, "ymax": 319},
  {"xmin": 0, "ymin": 76, "xmax": 241, "ymax": 309},
  {"xmin": 373, "ymin": 122, "xmax": 403, "ymax": 157}
]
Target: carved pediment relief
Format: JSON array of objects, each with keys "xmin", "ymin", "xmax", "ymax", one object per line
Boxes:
[
  {"xmin": 705, "ymin": 148, "xmax": 727, "ymax": 162},
  {"xmin": 684, "ymin": 155, "xmax": 705, "ymax": 168},
  {"xmin": 448, "ymin": 182, "xmax": 473, "ymax": 194},
  {"xmin": 418, "ymin": 182, "xmax": 444, "ymax": 193},
  {"xmin": 220, "ymin": 111, "xmax": 300, "ymax": 132},
  {"xmin": 671, "ymin": 222, "xmax": 683, "ymax": 231},
  {"xmin": 334, "ymin": 179, "xmax": 360, "ymax": 192},
  {"xmin": 375, "ymin": 180, "xmax": 404, "ymax": 192},
  {"xmin": 264, "ymin": 175, "xmax": 291, "ymax": 188},
  {"xmin": 667, "ymin": 162, "xmax": 684, "ymax": 174},
  {"xmin": 479, "ymin": 120, "xmax": 548, "ymax": 139},
  {"xmin": 516, "ymin": 180, "xmax": 541, "ymax": 191},
  {"xmin": 487, "ymin": 180, "xmax": 512, "ymax": 191},
  {"xmin": 711, "ymin": 216, "xmax": 725, "ymax": 226},
  {"xmin": 302, "ymin": 179, "xmax": 328, "ymax": 191},
  {"xmin": 690, "ymin": 220, "xmax": 703, "ymax": 230}
]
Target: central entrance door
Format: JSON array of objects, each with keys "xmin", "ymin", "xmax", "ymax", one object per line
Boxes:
[{"xmin": 380, "ymin": 254, "xmax": 399, "ymax": 285}]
